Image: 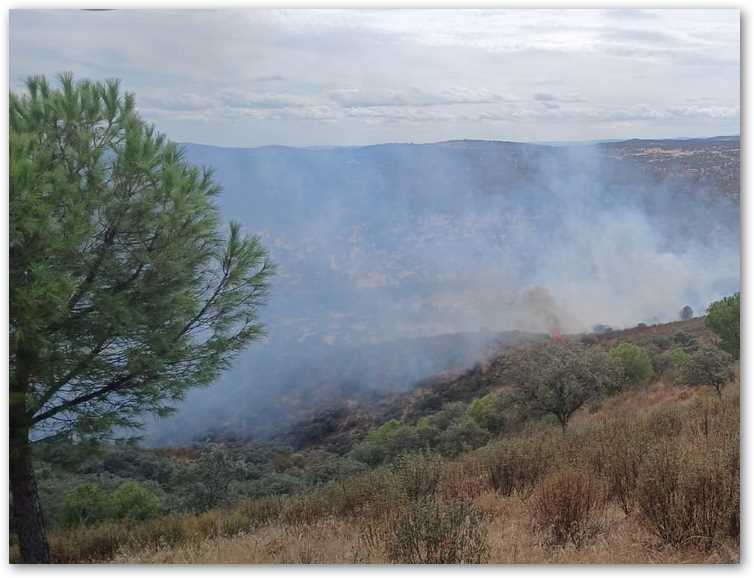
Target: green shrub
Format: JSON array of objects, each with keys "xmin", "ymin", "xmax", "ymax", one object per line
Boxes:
[
  {"xmin": 609, "ymin": 342, "xmax": 653, "ymax": 387},
  {"xmin": 62, "ymin": 483, "xmax": 112, "ymax": 527},
  {"xmin": 243, "ymin": 471, "xmax": 307, "ymax": 498},
  {"xmin": 674, "ymin": 345, "xmax": 734, "ymax": 398},
  {"xmin": 111, "ymin": 481, "xmax": 162, "ymax": 521},
  {"xmin": 466, "ymin": 390, "xmax": 520, "ymax": 435},
  {"xmin": 351, "ymin": 420, "xmax": 424, "ymax": 466},
  {"xmin": 437, "ymin": 417, "xmax": 490, "ymax": 457}
]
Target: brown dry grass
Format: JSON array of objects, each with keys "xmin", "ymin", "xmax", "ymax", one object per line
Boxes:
[
  {"xmin": 17, "ymin": 381, "xmax": 738, "ymax": 564},
  {"xmin": 113, "ymin": 494, "xmax": 738, "ymax": 564}
]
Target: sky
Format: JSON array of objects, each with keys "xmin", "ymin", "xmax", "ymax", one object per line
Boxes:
[{"xmin": 9, "ymin": 8, "xmax": 740, "ymax": 147}]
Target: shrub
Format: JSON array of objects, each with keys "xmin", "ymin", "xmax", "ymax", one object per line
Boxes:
[
  {"xmin": 241, "ymin": 471, "xmax": 306, "ymax": 498},
  {"xmin": 393, "ymin": 453, "xmax": 446, "ymax": 500},
  {"xmin": 322, "ymin": 468, "xmax": 401, "ymax": 518},
  {"xmin": 387, "ymin": 496, "xmax": 489, "ymax": 563},
  {"xmin": 350, "ymin": 440, "xmax": 387, "ymax": 467},
  {"xmin": 437, "ymin": 417, "xmax": 490, "ymax": 456},
  {"xmin": 636, "ymin": 443, "xmax": 739, "ymax": 549},
  {"xmin": 281, "ymin": 493, "xmax": 329, "ymax": 526},
  {"xmin": 466, "ymin": 391, "xmax": 517, "ymax": 434},
  {"xmin": 531, "ymin": 468, "xmax": 605, "ymax": 548},
  {"xmin": 593, "ymin": 419, "xmax": 650, "ymax": 514},
  {"xmin": 673, "ymin": 330, "xmax": 696, "ymax": 348},
  {"xmin": 674, "ymin": 345, "xmax": 734, "ymax": 398},
  {"xmin": 197, "ymin": 444, "xmax": 245, "ymax": 504},
  {"xmin": 351, "ymin": 419, "xmax": 424, "ymax": 465},
  {"xmin": 111, "ymin": 481, "xmax": 162, "ymax": 521},
  {"xmin": 62, "ymin": 483, "xmax": 111, "ymax": 527},
  {"xmin": 238, "ymin": 495, "xmax": 285, "ymax": 528},
  {"xmin": 651, "ymin": 335, "xmax": 673, "ymax": 349},
  {"xmin": 609, "ymin": 342, "xmax": 653, "ymax": 387},
  {"xmin": 484, "ymin": 440, "xmax": 551, "ymax": 497},
  {"xmin": 441, "ymin": 454, "xmax": 489, "ymax": 501}
]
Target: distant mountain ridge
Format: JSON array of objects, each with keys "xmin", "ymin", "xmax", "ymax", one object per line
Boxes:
[{"xmin": 180, "ymin": 134, "xmax": 740, "ymax": 152}]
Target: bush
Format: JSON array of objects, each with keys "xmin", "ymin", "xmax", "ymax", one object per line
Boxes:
[
  {"xmin": 674, "ymin": 344, "xmax": 734, "ymax": 398},
  {"xmin": 350, "ymin": 440, "xmax": 387, "ymax": 467},
  {"xmin": 241, "ymin": 471, "xmax": 306, "ymax": 498},
  {"xmin": 593, "ymin": 419, "xmax": 650, "ymax": 514},
  {"xmin": 393, "ymin": 453, "xmax": 446, "ymax": 500},
  {"xmin": 651, "ymin": 335, "xmax": 673, "ymax": 349},
  {"xmin": 281, "ymin": 493, "xmax": 329, "ymax": 526},
  {"xmin": 437, "ymin": 417, "xmax": 490, "ymax": 456},
  {"xmin": 609, "ymin": 342, "xmax": 653, "ymax": 387},
  {"xmin": 484, "ymin": 439, "xmax": 551, "ymax": 497},
  {"xmin": 62, "ymin": 483, "xmax": 111, "ymax": 527},
  {"xmin": 531, "ymin": 468, "xmax": 605, "ymax": 548},
  {"xmin": 673, "ymin": 330, "xmax": 696, "ymax": 348},
  {"xmin": 111, "ymin": 481, "xmax": 162, "ymax": 521},
  {"xmin": 351, "ymin": 420, "xmax": 424, "ymax": 465},
  {"xmin": 387, "ymin": 496, "xmax": 489, "ymax": 563},
  {"xmin": 237, "ymin": 495, "xmax": 285, "ymax": 528},
  {"xmin": 466, "ymin": 391, "xmax": 516, "ymax": 434},
  {"xmin": 637, "ymin": 443, "xmax": 738, "ymax": 549}
]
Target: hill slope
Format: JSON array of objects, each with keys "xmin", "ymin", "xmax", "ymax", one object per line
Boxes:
[{"xmin": 141, "ymin": 137, "xmax": 740, "ymax": 445}]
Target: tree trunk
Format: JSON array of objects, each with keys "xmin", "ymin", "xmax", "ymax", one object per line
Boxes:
[{"xmin": 10, "ymin": 418, "xmax": 51, "ymax": 563}]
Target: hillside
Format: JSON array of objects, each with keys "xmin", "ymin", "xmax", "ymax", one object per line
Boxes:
[
  {"xmin": 19, "ymin": 316, "xmax": 739, "ymax": 564},
  {"xmin": 278, "ymin": 317, "xmax": 718, "ymax": 453},
  {"xmin": 142, "ymin": 136, "xmax": 740, "ymax": 446}
]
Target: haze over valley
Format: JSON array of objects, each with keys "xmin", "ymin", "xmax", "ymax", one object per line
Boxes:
[{"xmin": 144, "ymin": 135, "xmax": 740, "ymax": 445}]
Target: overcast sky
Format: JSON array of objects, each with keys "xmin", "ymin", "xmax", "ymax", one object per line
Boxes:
[{"xmin": 10, "ymin": 9, "xmax": 740, "ymax": 147}]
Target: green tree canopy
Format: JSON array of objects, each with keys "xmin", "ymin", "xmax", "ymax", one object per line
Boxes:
[
  {"xmin": 674, "ymin": 345, "xmax": 734, "ymax": 398},
  {"xmin": 609, "ymin": 342, "xmax": 653, "ymax": 387},
  {"xmin": 705, "ymin": 293, "xmax": 740, "ymax": 359},
  {"xmin": 9, "ymin": 74, "xmax": 274, "ymax": 562},
  {"xmin": 505, "ymin": 340, "xmax": 619, "ymax": 433}
]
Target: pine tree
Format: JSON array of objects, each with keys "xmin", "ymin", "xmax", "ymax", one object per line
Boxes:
[{"xmin": 9, "ymin": 74, "xmax": 274, "ymax": 562}]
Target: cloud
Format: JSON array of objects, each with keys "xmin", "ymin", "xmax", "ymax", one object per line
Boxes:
[
  {"xmin": 140, "ymin": 93, "xmax": 216, "ymax": 112},
  {"xmin": 220, "ymin": 90, "xmax": 316, "ymax": 110},
  {"xmin": 329, "ymin": 87, "xmax": 508, "ymax": 108},
  {"xmin": 533, "ymin": 92, "xmax": 557, "ymax": 102},
  {"xmin": 9, "ymin": 8, "xmax": 740, "ymax": 146}
]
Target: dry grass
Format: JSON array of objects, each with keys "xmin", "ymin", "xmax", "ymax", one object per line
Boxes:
[
  {"xmin": 21, "ymin": 382, "xmax": 739, "ymax": 564},
  {"xmin": 114, "ymin": 495, "xmax": 738, "ymax": 564},
  {"xmin": 531, "ymin": 468, "xmax": 606, "ymax": 548}
]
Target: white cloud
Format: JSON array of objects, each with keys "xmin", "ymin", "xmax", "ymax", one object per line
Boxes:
[{"xmin": 9, "ymin": 8, "xmax": 740, "ymax": 146}]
